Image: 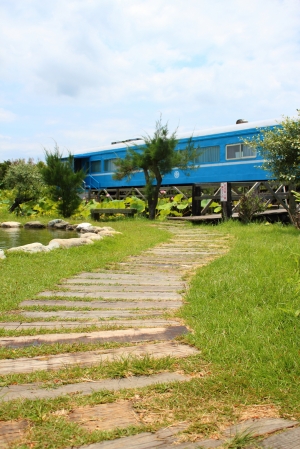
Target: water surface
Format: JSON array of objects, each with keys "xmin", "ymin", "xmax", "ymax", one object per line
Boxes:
[{"xmin": 0, "ymin": 227, "xmax": 80, "ymax": 250}]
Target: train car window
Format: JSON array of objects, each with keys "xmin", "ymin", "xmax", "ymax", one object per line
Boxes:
[
  {"xmin": 226, "ymin": 144, "xmax": 256, "ymax": 160},
  {"xmin": 90, "ymin": 160, "xmax": 101, "ymax": 173},
  {"xmin": 195, "ymin": 145, "xmax": 220, "ymax": 163},
  {"xmin": 104, "ymin": 159, "xmax": 117, "ymax": 172},
  {"xmin": 242, "ymin": 144, "xmax": 256, "ymax": 157}
]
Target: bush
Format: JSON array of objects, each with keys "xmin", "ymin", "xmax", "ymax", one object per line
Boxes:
[{"xmin": 238, "ymin": 191, "xmax": 266, "ymax": 223}]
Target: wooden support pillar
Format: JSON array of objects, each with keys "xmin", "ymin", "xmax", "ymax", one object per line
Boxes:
[
  {"xmin": 221, "ymin": 182, "xmax": 232, "ymax": 220},
  {"xmin": 192, "ymin": 184, "xmax": 201, "ymax": 216}
]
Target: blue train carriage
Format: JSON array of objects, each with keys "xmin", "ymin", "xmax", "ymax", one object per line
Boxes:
[{"xmin": 73, "ymin": 118, "xmax": 281, "ymax": 190}]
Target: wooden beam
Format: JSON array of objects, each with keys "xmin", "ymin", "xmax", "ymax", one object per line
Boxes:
[
  {"xmin": 232, "ymin": 182, "xmax": 261, "ymax": 212},
  {"xmin": 262, "ymin": 182, "xmax": 289, "ymax": 212},
  {"xmin": 201, "ymin": 187, "xmax": 221, "ymax": 215}
]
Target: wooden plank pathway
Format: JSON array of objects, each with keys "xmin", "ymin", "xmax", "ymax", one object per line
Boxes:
[
  {"xmin": 0, "ymin": 224, "xmax": 231, "ymax": 448},
  {"xmin": 0, "ymin": 372, "xmax": 190, "ymax": 403},
  {"xmin": 0, "ymin": 341, "xmax": 197, "ymax": 375},
  {"xmin": 0, "ymin": 327, "xmax": 188, "ymax": 348}
]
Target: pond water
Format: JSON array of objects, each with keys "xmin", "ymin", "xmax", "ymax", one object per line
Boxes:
[{"xmin": 0, "ymin": 227, "xmax": 80, "ymax": 250}]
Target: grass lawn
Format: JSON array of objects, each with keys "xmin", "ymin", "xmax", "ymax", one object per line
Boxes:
[
  {"xmin": 0, "ymin": 216, "xmax": 299, "ymax": 447},
  {"xmin": 0, "ymin": 217, "xmax": 170, "ymax": 317},
  {"xmin": 179, "ymin": 221, "xmax": 300, "ymax": 423}
]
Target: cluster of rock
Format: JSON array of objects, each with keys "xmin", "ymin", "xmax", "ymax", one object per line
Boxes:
[{"xmin": 0, "ymin": 220, "xmax": 120, "ymax": 258}]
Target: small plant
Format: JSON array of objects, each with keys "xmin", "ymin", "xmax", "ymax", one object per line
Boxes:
[
  {"xmin": 238, "ymin": 191, "xmax": 266, "ymax": 223},
  {"xmin": 291, "ymin": 190, "xmax": 300, "ymax": 229},
  {"xmin": 223, "ymin": 432, "xmax": 259, "ymax": 448}
]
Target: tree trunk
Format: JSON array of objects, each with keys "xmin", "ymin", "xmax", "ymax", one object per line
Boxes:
[
  {"xmin": 148, "ymin": 200, "xmax": 156, "ymax": 220},
  {"xmin": 288, "ymin": 183, "xmax": 297, "ymax": 216},
  {"xmin": 144, "ymin": 169, "xmax": 162, "ymax": 220},
  {"xmin": 9, "ymin": 197, "xmax": 33, "ymax": 213}
]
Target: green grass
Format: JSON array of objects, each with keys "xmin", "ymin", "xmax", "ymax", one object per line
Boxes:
[
  {"xmin": 0, "ymin": 218, "xmax": 171, "ymax": 317},
  {"xmin": 180, "ymin": 222, "xmax": 300, "ymax": 415},
  {"xmin": 1, "ymin": 218, "xmax": 300, "ymax": 448},
  {"xmin": 0, "ymin": 353, "xmax": 179, "ymax": 387}
]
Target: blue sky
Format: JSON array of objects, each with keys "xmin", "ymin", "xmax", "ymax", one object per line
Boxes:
[{"xmin": 0, "ymin": 0, "xmax": 300, "ymax": 161}]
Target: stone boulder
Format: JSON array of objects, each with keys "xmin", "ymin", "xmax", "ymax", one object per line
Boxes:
[
  {"xmin": 66, "ymin": 224, "xmax": 78, "ymax": 231},
  {"xmin": 48, "ymin": 219, "xmax": 63, "ymax": 227},
  {"xmin": 0, "ymin": 250, "xmax": 6, "ymax": 259},
  {"xmin": 82, "ymin": 232, "xmax": 103, "ymax": 241},
  {"xmin": 7, "ymin": 243, "xmax": 50, "ymax": 253},
  {"xmin": 24, "ymin": 221, "xmax": 46, "ymax": 229},
  {"xmin": 1, "ymin": 222, "xmax": 22, "ymax": 228},
  {"xmin": 79, "ymin": 225, "xmax": 100, "ymax": 233},
  {"xmin": 53, "ymin": 221, "xmax": 69, "ymax": 230},
  {"xmin": 47, "ymin": 237, "xmax": 94, "ymax": 250},
  {"xmin": 79, "ymin": 225, "xmax": 121, "ymax": 236},
  {"xmin": 96, "ymin": 226, "xmax": 121, "ymax": 236},
  {"xmin": 76, "ymin": 223, "xmax": 93, "ymax": 232}
]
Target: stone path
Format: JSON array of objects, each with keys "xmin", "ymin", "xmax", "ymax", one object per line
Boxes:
[{"xmin": 0, "ymin": 223, "xmax": 297, "ymax": 448}]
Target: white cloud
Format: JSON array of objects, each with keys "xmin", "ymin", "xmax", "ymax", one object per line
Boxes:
[
  {"xmin": 0, "ymin": 0, "xmax": 299, "ymax": 159},
  {"xmin": 0, "ymin": 108, "xmax": 16, "ymax": 122}
]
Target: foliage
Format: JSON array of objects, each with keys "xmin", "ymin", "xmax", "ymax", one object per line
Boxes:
[
  {"xmin": 156, "ymin": 193, "xmax": 192, "ymax": 219},
  {"xmin": 113, "ymin": 117, "xmax": 200, "ymax": 219},
  {"xmin": 41, "ymin": 145, "xmax": 86, "ymax": 218},
  {"xmin": 237, "ymin": 191, "xmax": 266, "ymax": 223},
  {"xmin": 3, "ymin": 159, "xmax": 45, "ymax": 213},
  {"xmin": 0, "ymin": 160, "xmax": 12, "ymax": 189},
  {"xmin": 245, "ymin": 110, "xmax": 300, "ymax": 184},
  {"xmin": 291, "ymin": 190, "xmax": 300, "ymax": 229}
]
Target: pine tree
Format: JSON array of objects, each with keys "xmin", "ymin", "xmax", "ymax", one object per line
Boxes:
[
  {"xmin": 113, "ymin": 117, "xmax": 200, "ymax": 219},
  {"xmin": 42, "ymin": 145, "xmax": 86, "ymax": 218}
]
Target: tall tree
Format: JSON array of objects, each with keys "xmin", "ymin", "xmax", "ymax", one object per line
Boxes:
[
  {"xmin": 244, "ymin": 110, "xmax": 300, "ymax": 218},
  {"xmin": 113, "ymin": 117, "xmax": 200, "ymax": 219},
  {"xmin": 0, "ymin": 160, "xmax": 12, "ymax": 189},
  {"xmin": 4, "ymin": 160, "xmax": 45, "ymax": 212},
  {"xmin": 41, "ymin": 145, "xmax": 86, "ymax": 218}
]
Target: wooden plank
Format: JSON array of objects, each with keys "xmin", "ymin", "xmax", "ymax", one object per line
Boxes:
[
  {"xmin": 261, "ymin": 426, "xmax": 300, "ymax": 449},
  {"xmin": 21, "ymin": 300, "xmax": 181, "ymax": 309},
  {"xmin": 0, "ymin": 326, "xmax": 189, "ymax": 348},
  {"xmin": 262, "ymin": 182, "xmax": 290, "ymax": 212},
  {"xmin": 224, "ymin": 418, "xmax": 298, "ymax": 438},
  {"xmin": 70, "ymin": 424, "xmax": 203, "ymax": 449},
  {"xmin": 37, "ymin": 291, "xmax": 182, "ymax": 300},
  {"xmin": 0, "ymin": 319, "xmax": 181, "ymax": 330},
  {"xmin": 63, "ymin": 278, "xmax": 184, "ymax": 286},
  {"xmin": 74, "ymin": 273, "xmax": 182, "ymax": 281},
  {"xmin": 90, "ymin": 208, "xmax": 137, "ymax": 219},
  {"xmin": 23, "ymin": 310, "xmax": 166, "ymax": 319},
  {"xmin": 0, "ymin": 342, "xmax": 199, "ymax": 375},
  {"xmin": 68, "ymin": 402, "xmax": 140, "ymax": 431},
  {"xmin": 57, "ymin": 284, "xmax": 183, "ymax": 292},
  {"xmin": 0, "ymin": 420, "xmax": 28, "ymax": 449},
  {"xmin": 0, "ymin": 372, "xmax": 191, "ymax": 402}
]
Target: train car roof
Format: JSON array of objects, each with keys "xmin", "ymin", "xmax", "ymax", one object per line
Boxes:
[{"xmin": 74, "ymin": 117, "xmax": 282, "ymax": 158}]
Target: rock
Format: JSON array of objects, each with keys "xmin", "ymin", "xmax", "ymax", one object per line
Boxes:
[
  {"xmin": 24, "ymin": 221, "xmax": 46, "ymax": 229},
  {"xmin": 76, "ymin": 223, "xmax": 92, "ymax": 231},
  {"xmin": 47, "ymin": 237, "xmax": 94, "ymax": 250},
  {"xmin": 66, "ymin": 224, "xmax": 78, "ymax": 231},
  {"xmin": 97, "ymin": 226, "xmax": 120, "ymax": 234},
  {"xmin": 0, "ymin": 250, "xmax": 6, "ymax": 260},
  {"xmin": 53, "ymin": 221, "xmax": 69, "ymax": 230},
  {"xmin": 79, "ymin": 225, "xmax": 100, "ymax": 233},
  {"xmin": 48, "ymin": 219, "xmax": 63, "ymax": 227},
  {"xmin": 7, "ymin": 243, "xmax": 50, "ymax": 253},
  {"xmin": 82, "ymin": 232, "xmax": 103, "ymax": 241},
  {"xmin": 1, "ymin": 222, "xmax": 22, "ymax": 228},
  {"xmin": 96, "ymin": 227, "xmax": 122, "ymax": 236}
]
